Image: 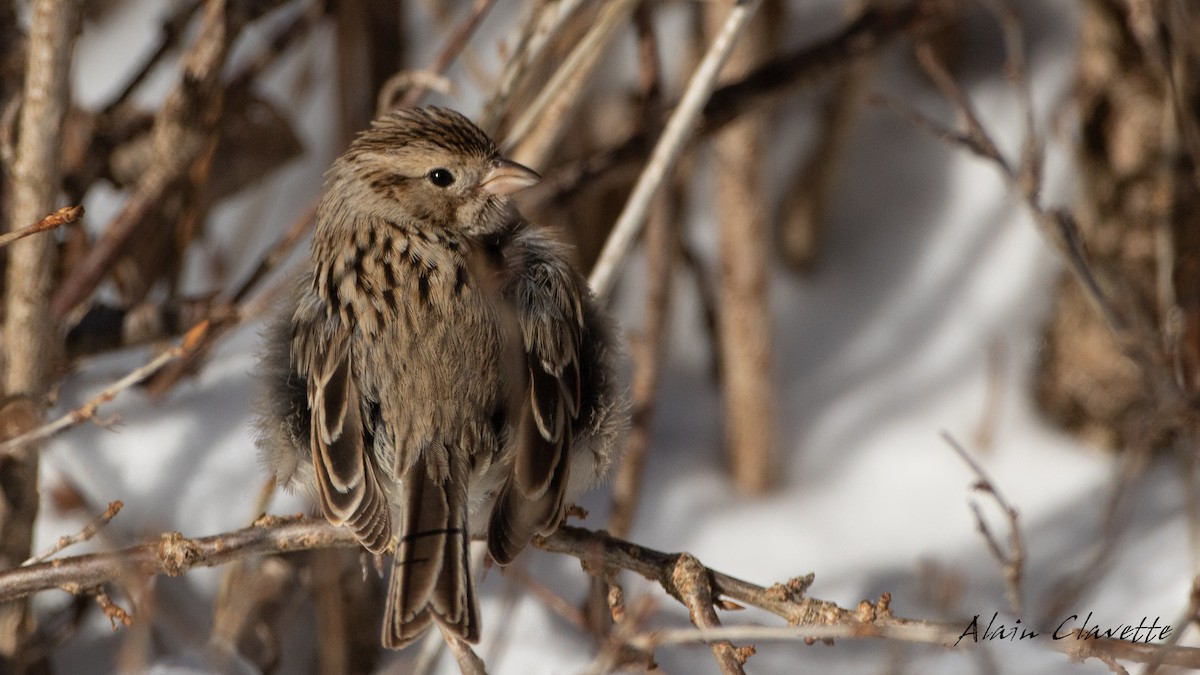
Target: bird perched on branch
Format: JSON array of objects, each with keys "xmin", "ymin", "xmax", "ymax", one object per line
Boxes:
[{"xmin": 254, "ymin": 107, "xmax": 624, "ymax": 649}]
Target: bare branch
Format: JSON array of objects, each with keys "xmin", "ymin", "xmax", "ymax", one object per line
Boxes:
[
  {"xmin": 51, "ymin": 0, "xmax": 235, "ymax": 317},
  {"xmin": 942, "ymin": 431, "xmax": 1026, "ymax": 616},
  {"xmin": 502, "ymin": 0, "xmax": 639, "ymax": 168},
  {"xmin": 0, "ymin": 517, "xmax": 357, "ymax": 604},
  {"xmin": 0, "ymin": 519, "xmax": 1188, "ymax": 670},
  {"xmin": 481, "ymin": 0, "xmax": 587, "ymax": 132},
  {"xmin": 1, "ymin": 0, "xmax": 83, "ymax": 660},
  {"xmin": 589, "ymin": 0, "xmax": 764, "ymax": 300},
  {"xmin": 0, "ymin": 321, "xmax": 212, "ymax": 455},
  {"xmin": 391, "ymin": 0, "xmax": 498, "ymax": 111},
  {"xmin": 673, "ymin": 553, "xmax": 749, "ymax": 674},
  {"xmin": 0, "ymin": 205, "xmax": 82, "ymax": 249},
  {"xmin": 22, "ymin": 501, "xmax": 123, "ymax": 567}
]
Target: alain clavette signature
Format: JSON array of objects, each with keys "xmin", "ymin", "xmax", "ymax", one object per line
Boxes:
[{"xmin": 955, "ymin": 612, "xmax": 1173, "ymax": 646}]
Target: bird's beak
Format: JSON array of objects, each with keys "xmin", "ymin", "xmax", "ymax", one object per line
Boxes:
[{"xmin": 480, "ymin": 158, "xmax": 541, "ymax": 196}]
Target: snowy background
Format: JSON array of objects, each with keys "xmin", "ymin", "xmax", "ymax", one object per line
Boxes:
[{"xmin": 21, "ymin": 1, "xmax": 1194, "ymax": 673}]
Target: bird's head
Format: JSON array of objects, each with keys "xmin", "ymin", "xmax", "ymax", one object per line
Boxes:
[{"xmin": 324, "ymin": 107, "xmax": 540, "ymax": 237}]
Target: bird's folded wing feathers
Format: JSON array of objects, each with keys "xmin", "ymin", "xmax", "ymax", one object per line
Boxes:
[
  {"xmin": 302, "ymin": 330, "xmax": 393, "ymax": 554},
  {"xmin": 489, "ymin": 239, "xmax": 586, "ymax": 564}
]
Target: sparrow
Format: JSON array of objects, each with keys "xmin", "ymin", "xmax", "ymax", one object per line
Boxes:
[{"xmin": 254, "ymin": 107, "xmax": 624, "ymax": 649}]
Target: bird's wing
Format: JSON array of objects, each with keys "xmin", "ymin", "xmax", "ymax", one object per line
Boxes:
[
  {"xmin": 488, "ymin": 230, "xmax": 584, "ymax": 565},
  {"xmin": 295, "ymin": 311, "xmax": 392, "ymax": 553}
]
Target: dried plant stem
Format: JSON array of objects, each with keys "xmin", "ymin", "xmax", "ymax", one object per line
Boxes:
[
  {"xmin": 22, "ymin": 501, "xmax": 123, "ymax": 567},
  {"xmin": 0, "ymin": 519, "xmax": 1191, "ymax": 669},
  {"xmin": 0, "ymin": 0, "xmax": 81, "ymax": 662},
  {"xmin": 708, "ymin": 0, "xmax": 775, "ymax": 494},
  {"xmin": 439, "ymin": 628, "xmax": 488, "ymax": 675},
  {"xmin": 0, "ymin": 322, "xmax": 211, "ymax": 456},
  {"xmin": 481, "ymin": 0, "xmax": 586, "ymax": 132},
  {"xmin": 503, "ymin": 0, "xmax": 638, "ymax": 168},
  {"xmin": 589, "ymin": 0, "xmax": 764, "ymax": 300},
  {"xmin": 528, "ymin": 1, "xmax": 947, "ymax": 212},
  {"xmin": 394, "ymin": 0, "xmax": 498, "ymax": 111},
  {"xmin": 51, "ymin": 0, "xmax": 234, "ymax": 317},
  {"xmin": 608, "ymin": 1, "xmax": 674, "ymax": 540},
  {"xmin": 942, "ymin": 431, "xmax": 1025, "ymax": 616},
  {"xmin": 673, "ymin": 553, "xmax": 749, "ymax": 674},
  {"xmin": 312, "ymin": 551, "xmax": 349, "ymax": 675},
  {"xmin": 0, "ymin": 517, "xmax": 354, "ymax": 603},
  {"xmin": 0, "ymin": 205, "xmax": 82, "ymax": 249},
  {"xmin": 608, "ymin": 204, "xmax": 674, "ymax": 537}
]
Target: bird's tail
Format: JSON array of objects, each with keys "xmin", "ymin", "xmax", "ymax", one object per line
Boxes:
[{"xmin": 382, "ymin": 450, "xmax": 478, "ymax": 649}]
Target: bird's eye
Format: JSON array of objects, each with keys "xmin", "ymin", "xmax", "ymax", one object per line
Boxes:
[{"xmin": 427, "ymin": 168, "xmax": 455, "ymax": 187}]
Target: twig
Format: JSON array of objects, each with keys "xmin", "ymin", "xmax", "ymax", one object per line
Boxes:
[
  {"xmin": 393, "ymin": 0, "xmax": 498, "ymax": 111},
  {"xmin": 941, "ymin": 431, "xmax": 1025, "ymax": 616},
  {"xmin": 630, "ymin": 622, "xmax": 956, "ymax": 649},
  {"xmin": 777, "ymin": 12, "xmax": 875, "ymax": 271},
  {"xmin": 894, "ymin": 34, "xmax": 1142, "ymax": 353},
  {"xmin": 0, "ymin": 321, "xmax": 212, "ymax": 455},
  {"xmin": 0, "ymin": 520, "xmax": 1190, "ymax": 669},
  {"xmin": 608, "ymin": 0, "xmax": 673, "ymax": 540},
  {"xmin": 480, "ymin": 0, "xmax": 587, "ymax": 132},
  {"xmin": 438, "ymin": 627, "xmax": 488, "ymax": 675},
  {"xmin": 230, "ymin": 202, "xmax": 316, "ymax": 305},
  {"xmin": 588, "ymin": 0, "xmax": 764, "ymax": 300},
  {"xmin": 582, "ymin": 595, "xmax": 658, "ymax": 675},
  {"xmin": 525, "ymin": 1, "xmax": 949, "ymax": 210},
  {"xmin": 502, "ymin": 564, "xmax": 587, "ymax": 632},
  {"xmin": 99, "ymin": 0, "xmax": 202, "ymax": 116},
  {"xmin": 502, "ymin": 0, "xmax": 639, "ymax": 168},
  {"xmin": 973, "ymin": 341, "xmax": 1007, "ymax": 453},
  {"xmin": 0, "ymin": 205, "xmax": 82, "ymax": 249},
  {"xmin": 312, "ymin": 551, "xmax": 349, "ymax": 675},
  {"xmin": 0, "ymin": 517, "xmax": 357, "ymax": 604},
  {"xmin": 22, "ymin": 501, "xmax": 123, "ymax": 567},
  {"xmin": 51, "ymin": 0, "xmax": 235, "ymax": 317},
  {"xmin": 673, "ymin": 553, "xmax": 749, "ymax": 674},
  {"xmin": 65, "ymin": 295, "xmax": 220, "ymax": 358},
  {"xmin": 93, "ymin": 590, "xmax": 133, "ymax": 631},
  {"xmin": 1139, "ymin": 577, "xmax": 1200, "ymax": 675}
]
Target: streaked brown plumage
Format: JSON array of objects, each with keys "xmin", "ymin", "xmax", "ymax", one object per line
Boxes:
[{"xmin": 254, "ymin": 107, "xmax": 624, "ymax": 649}]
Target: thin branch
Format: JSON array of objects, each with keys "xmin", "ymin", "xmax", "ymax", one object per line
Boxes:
[
  {"xmin": 22, "ymin": 501, "xmax": 123, "ymax": 567},
  {"xmin": 438, "ymin": 627, "xmax": 488, "ymax": 675},
  {"xmin": 942, "ymin": 431, "xmax": 1025, "ymax": 616},
  {"xmin": 708, "ymin": 0, "xmax": 776, "ymax": 494},
  {"xmin": 51, "ymin": 0, "xmax": 235, "ymax": 317},
  {"xmin": 673, "ymin": 553, "xmax": 749, "ymax": 674},
  {"xmin": 229, "ymin": 202, "xmax": 316, "ymax": 305},
  {"xmin": 1140, "ymin": 577, "xmax": 1200, "ymax": 675},
  {"xmin": 588, "ymin": 0, "xmax": 764, "ymax": 300},
  {"xmin": 608, "ymin": 0, "xmax": 673, "ymax": 540},
  {"xmin": 0, "ymin": 321, "xmax": 212, "ymax": 455},
  {"xmin": 0, "ymin": 205, "xmax": 81, "ymax": 249},
  {"xmin": 393, "ymin": 0, "xmax": 498, "ymax": 111},
  {"xmin": 502, "ymin": 0, "xmax": 639, "ymax": 168},
  {"xmin": 524, "ymin": 1, "xmax": 946, "ymax": 210},
  {"xmin": 480, "ymin": 0, "xmax": 587, "ymax": 133},
  {"xmin": 502, "ymin": 564, "xmax": 587, "ymax": 632},
  {"xmin": 0, "ymin": 520, "xmax": 1189, "ymax": 669},
  {"xmin": 99, "ymin": 0, "xmax": 201, "ymax": 117},
  {"xmin": 0, "ymin": 517, "xmax": 358, "ymax": 604}
]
